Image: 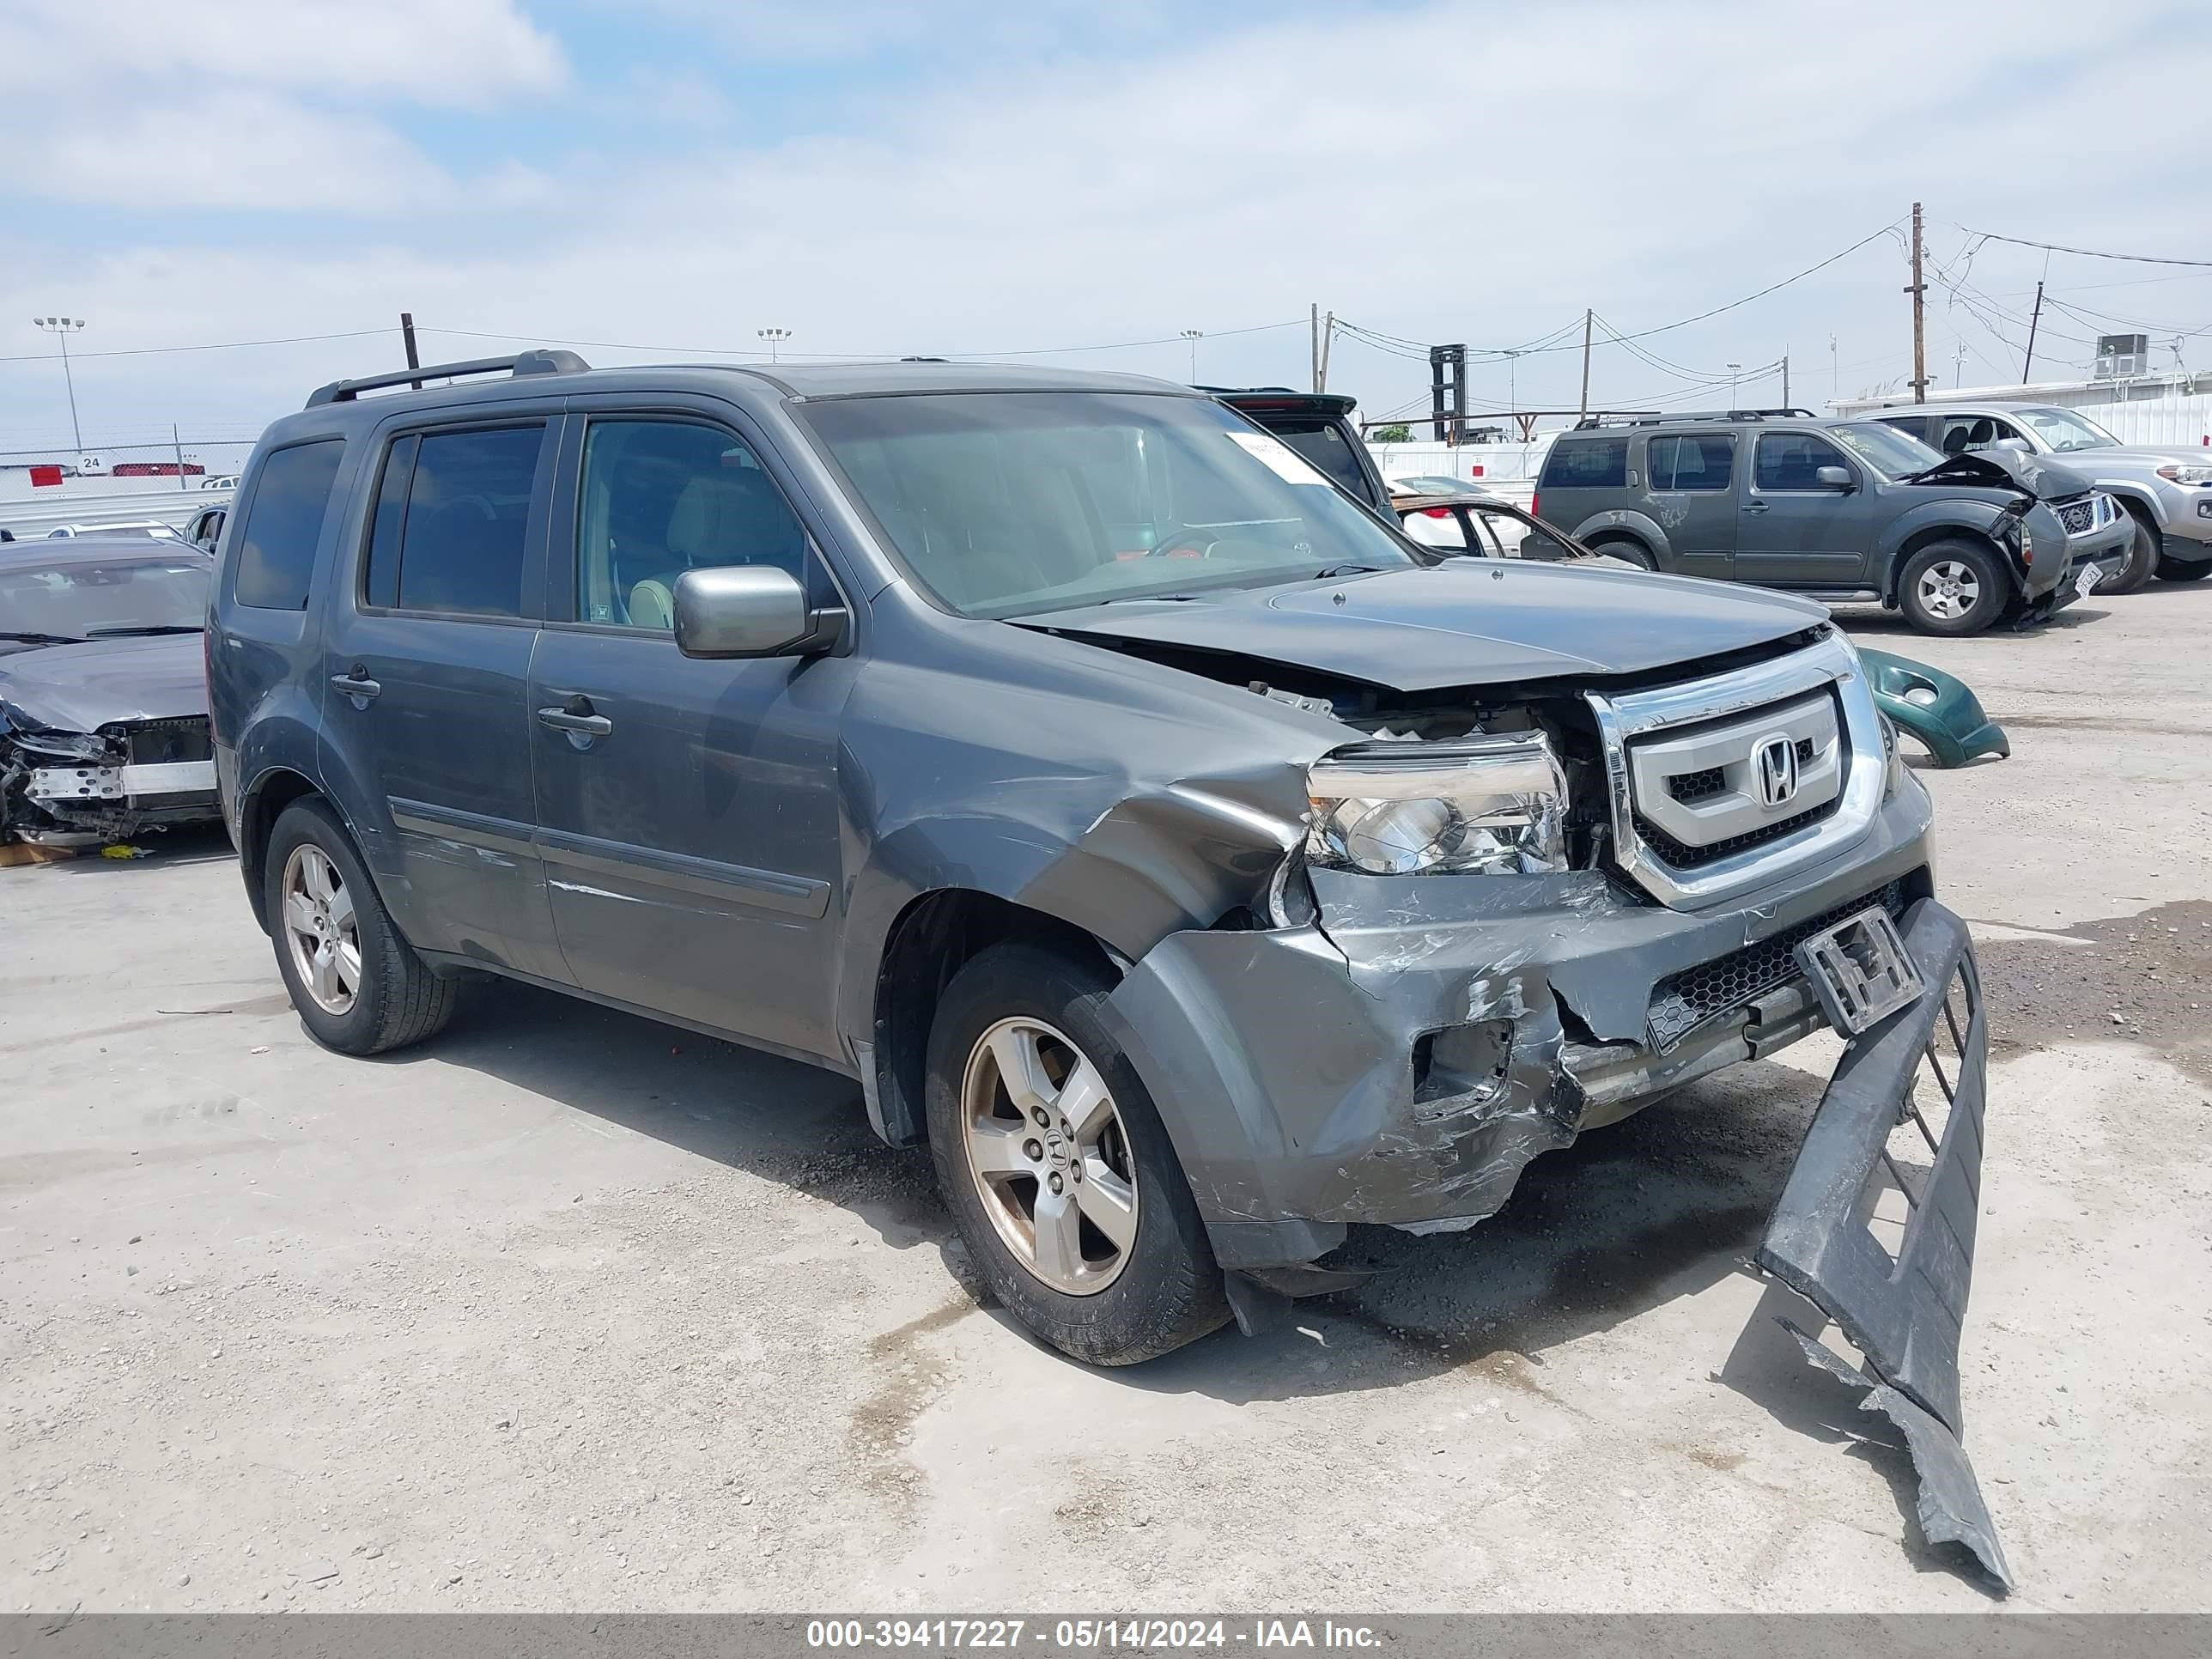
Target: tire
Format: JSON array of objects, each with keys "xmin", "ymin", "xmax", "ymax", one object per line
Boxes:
[
  {"xmin": 1590, "ymin": 536, "xmax": 1657, "ymax": 572},
  {"xmin": 1897, "ymin": 540, "xmax": 2008, "ymax": 636},
  {"xmin": 2154, "ymin": 550, "xmax": 2212, "ymax": 582},
  {"xmin": 2101, "ymin": 510, "xmax": 2159, "ymax": 595},
  {"xmin": 925, "ymin": 942, "xmax": 1229, "ymax": 1365},
  {"xmin": 264, "ymin": 797, "xmax": 457, "ymax": 1055}
]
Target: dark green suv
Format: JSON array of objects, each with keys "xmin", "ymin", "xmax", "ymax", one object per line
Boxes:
[{"xmin": 1532, "ymin": 409, "xmax": 2130, "ymax": 635}]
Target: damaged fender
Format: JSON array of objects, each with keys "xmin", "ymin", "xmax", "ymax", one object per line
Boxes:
[{"xmin": 1860, "ymin": 648, "xmax": 2010, "ymax": 769}]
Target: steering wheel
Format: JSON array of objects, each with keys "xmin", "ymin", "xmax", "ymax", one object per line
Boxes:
[{"xmin": 1148, "ymin": 530, "xmax": 1216, "ymax": 559}]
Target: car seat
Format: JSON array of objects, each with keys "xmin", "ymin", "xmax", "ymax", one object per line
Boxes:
[{"xmin": 628, "ymin": 467, "xmax": 810, "ymax": 629}]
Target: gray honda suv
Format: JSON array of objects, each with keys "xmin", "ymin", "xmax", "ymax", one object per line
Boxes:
[{"xmin": 206, "ymin": 351, "xmax": 2010, "ymax": 1575}]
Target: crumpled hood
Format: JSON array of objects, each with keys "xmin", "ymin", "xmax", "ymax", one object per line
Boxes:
[
  {"xmin": 1902, "ymin": 447, "xmax": 2089, "ymax": 501},
  {"xmin": 0, "ymin": 632, "xmax": 209, "ymax": 732},
  {"xmin": 1014, "ymin": 560, "xmax": 1826, "ymax": 693}
]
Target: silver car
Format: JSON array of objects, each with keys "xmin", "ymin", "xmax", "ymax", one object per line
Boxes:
[{"xmin": 1869, "ymin": 403, "xmax": 2212, "ymax": 590}]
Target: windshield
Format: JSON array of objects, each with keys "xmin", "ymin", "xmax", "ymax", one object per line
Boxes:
[
  {"xmin": 0, "ymin": 556, "xmax": 210, "ymax": 641},
  {"xmin": 800, "ymin": 392, "xmax": 1419, "ymax": 618},
  {"xmin": 1832, "ymin": 422, "xmax": 1946, "ymax": 479},
  {"xmin": 2016, "ymin": 407, "xmax": 2118, "ymax": 453}
]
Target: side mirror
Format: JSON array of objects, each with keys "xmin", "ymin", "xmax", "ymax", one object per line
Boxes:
[
  {"xmin": 673, "ymin": 566, "xmax": 846, "ymax": 659},
  {"xmin": 1814, "ymin": 465, "xmax": 1855, "ymax": 491},
  {"xmin": 1994, "ymin": 437, "xmax": 2032, "ymax": 454}
]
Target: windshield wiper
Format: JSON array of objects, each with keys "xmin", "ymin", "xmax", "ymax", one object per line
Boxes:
[
  {"xmin": 1312, "ymin": 563, "xmax": 1385, "ymax": 580},
  {"xmin": 0, "ymin": 630, "xmax": 88, "ymax": 644},
  {"xmin": 82, "ymin": 623, "xmax": 204, "ymax": 637}
]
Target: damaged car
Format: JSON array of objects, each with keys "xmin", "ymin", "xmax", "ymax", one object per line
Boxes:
[
  {"xmin": 211, "ymin": 355, "xmax": 2007, "ymax": 1577},
  {"xmin": 0, "ymin": 538, "xmax": 222, "ymax": 847}
]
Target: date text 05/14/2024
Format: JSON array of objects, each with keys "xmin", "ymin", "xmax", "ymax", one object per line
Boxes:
[{"xmin": 804, "ymin": 1620, "xmax": 1382, "ymax": 1650}]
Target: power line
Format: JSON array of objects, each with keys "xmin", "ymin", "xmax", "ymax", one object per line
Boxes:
[
  {"xmin": 418, "ymin": 318, "xmax": 1307, "ymax": 362},
  {"xmin": 1957, "ymin": 228, "xmax": 2212, "ymax": 269},
  {"xmin": 0, "ymin": 327, "xmax": 390, "ymax": 366}
]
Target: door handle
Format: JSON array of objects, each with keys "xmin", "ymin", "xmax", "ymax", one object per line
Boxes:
[
  {"xmin": 1740, "ymin": 501, "xmax": 1771, "ymax": 514},
  {"xmin": 538, "ymin": 695, "xmax": 612, "ymax": 738},
  {"xmin": 330, "ymin": 667, "xmax": 380, "ymax": 700}
]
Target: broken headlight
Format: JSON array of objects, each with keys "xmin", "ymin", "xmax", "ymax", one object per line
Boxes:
[
  {"xmin": 1306, "ymin": 732, "xmax": 1569, "ymax": 875},
  {"xmin": 1, "ymin": 723, "xmax": 112, "ymax": 762}
]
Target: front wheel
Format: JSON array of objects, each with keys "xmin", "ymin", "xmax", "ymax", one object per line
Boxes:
[
  {"xmin": 2154, "ymin": 550, "xmax": 2212, "ymax": 582},
  {"xmin": 926, "ymin": 943, "xmax": 1229, "ymax": 1365},
  {"xmin": 2101, "ymin": 513, "xmax": 2159, "ymax": 595},
  {"xmin": 1898, "ymin": 541, "xmax": 2008, "ymax": 636}
]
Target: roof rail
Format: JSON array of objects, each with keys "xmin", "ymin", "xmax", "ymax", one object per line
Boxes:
[
  {"xmin": 304, "ymin": 349, "xmax": 591, "ymax": 409},
  {"xmin": 1571, "ymin": 406, "xmax": 1820, "ymax": 430}
]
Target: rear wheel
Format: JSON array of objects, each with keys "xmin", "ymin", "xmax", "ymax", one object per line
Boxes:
[
  {"xmin": 926, "ymin": 943, "xmax": 1228, "ymax": 1365},
  {"xmin": 1590, "ymin": 535, "xmax": 1657, "ymax": 571},
  {"xmin": 1898, "ymin": 540, "xmax": 2007, "ymax": 636},
  {"xmin": 265, "ymin": 799, "xmax": 456, "ymax": 1055},
  {"xmin": 2154, "ymin": 547, "xmax": 2212, "ymax": 582}
]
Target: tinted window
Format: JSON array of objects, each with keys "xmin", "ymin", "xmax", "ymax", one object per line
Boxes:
[
  {"xmin": 1754, "ymin": 432, "xmax": 1850, "ymax": 490},
  {"xmin": 1880, "ymin": 415, "xmax": 1936, "ymax": 444},
  {"xmin": 389, "ymin": 426, "xmax": 544, "ymax": 617},
  {"xmin": 1648, "ymin": 433, "xmax": 1735, "ymax": 491},
  {"xmin": 576, "ymin": 420, "xmax": 809, "ymax": 629},
  {"xmin": 233, "ymin": 439, "xmax": 344, "ymax": 610},
  {"xmin": 1263, "ymin": 421, "xmax": 1370, "ymax": 499},
  {"xmin": 361, "ymin": 434, "xmax": 417, "ymax": 610},
  {"xmin": 1537, "ymin": 437, "xmax": 1627, "ymax": 489}
]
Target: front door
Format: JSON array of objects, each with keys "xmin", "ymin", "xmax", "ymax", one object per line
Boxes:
[
  {"xmin": 1643, "ymin": 430, "xmax": 1738, "ymax": 579},
  {"xmin": 1734, "ymin": 430, "xmax": 1875, "ymax": 590},
  {"xmin": 317, "ymin": 417, "xmax": 569, "ymax": 982},
  {"xmin": 528, "ymin": 409, "xmax": 852, "ymax": 1060}
]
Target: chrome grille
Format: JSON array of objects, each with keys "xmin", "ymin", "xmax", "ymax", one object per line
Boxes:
[{"xmin": 2056, "ymin": 498, "xmax": 2095, "ymax": 536}]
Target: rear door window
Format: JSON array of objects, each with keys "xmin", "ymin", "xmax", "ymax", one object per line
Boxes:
[
  {"xmin": 1537, "ymin": 437, "xmax": 1628, "ymax": 489},
  {"xmin": 1880, "ymin": 415, "xmax": 1936, "ymax": 445},
  {"xmin": 232, "ymin": 439, "xmax": 345, "ymax": 610},
  {"xmin": 1261, "ymin": 421, "xmax": 1370, "ymax": 498},
  {"xmin": 1648, "ymin": 433, "xmax": 1736, "ymax": 491},
  {"xmin": 365, "ymin": 425, "xmax": 547, "ymax": 618}
]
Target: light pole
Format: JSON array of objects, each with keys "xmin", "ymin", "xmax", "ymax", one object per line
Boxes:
[
  {"xmin": 1727, "ymin": 362, "xmax": 1741, "ymax": 406},
  {"xmin": 1181, "ymin": 329, "xmax": 1202, "ymax": 381},
  {"xmin": 757, "ymin": 327, "xmax": 791, "ymax": 364},
  {"xmin": 33, "ymin": 316, "xmax": 86, "ymax": 453}
]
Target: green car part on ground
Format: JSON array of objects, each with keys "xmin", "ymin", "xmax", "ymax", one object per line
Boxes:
[{"xmin": 1859, "ymin": 648, "xmax": 2010, "ymax": 768}]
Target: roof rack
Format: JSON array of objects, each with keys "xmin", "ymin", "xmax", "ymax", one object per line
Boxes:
[
  {"xmin": 304, "ymin": 349, "xmax": 591, "ymax": 409},
  {"xmin": 1571, "ymin": 407, "xmax": 1820, "ymax": 430}
]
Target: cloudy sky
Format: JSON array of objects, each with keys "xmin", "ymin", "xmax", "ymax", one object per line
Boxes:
[{"xmin": 2, "ymin": 0, "xmax": 2207, "ymax": 459}]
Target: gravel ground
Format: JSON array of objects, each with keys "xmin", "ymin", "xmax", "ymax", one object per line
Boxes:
[{"xmin": 3, "ymin": 583, "xmax": 2209, "ymax": 1613}]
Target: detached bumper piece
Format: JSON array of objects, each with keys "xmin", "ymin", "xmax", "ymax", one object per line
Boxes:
[
  {"xmin": 1858, "ymin": 649, "xmax": 2008, "ymax": 769},
  {"xmin": 1756, "ymin": 898, "xmax": 2013, "ymax": 1590}
]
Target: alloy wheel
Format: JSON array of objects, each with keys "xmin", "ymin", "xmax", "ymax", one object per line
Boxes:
[
  {"xmin": 281, "ymin": 844, "xmax": 361, "ymax": 1015},
  {"xmin": 1917, "ymin": 559, "xmax": 1981, "ymax": 621},
  {"xmin": 960, "ymin": 1017, "xmax": 1139, "ymax": 1295}
]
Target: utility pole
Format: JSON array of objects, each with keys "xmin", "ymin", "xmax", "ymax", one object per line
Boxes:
[
  {"xmin": 1782, "ymin": 349, "xmax": 1790, "ymax": 408},
  {"xmin": 1906, "ymin": 201, "xmax": 1928, "ymax": 404},
  {"xmin": 1316, "ymin": 312, "xmax": 1334, "ymax": 392},
  {"xmin": 1577, "ymin": 307, "xmax": 1593, "ymax": 421},
  {"xmin": 1310, "ymin": 304, "xmax": 1320, "ymax": 392},
  {"xmin": 173, "ymin": 423, "xmax": 188, "ymax": 492},
  {"xmin": 1728, "ymin": 362, "xmax": 1741, "ymax": 405},
  {"xmin": 1830, "ymin": 332, "xmax": 1838, "ymax": 404},
  {"xmin": 400, "ymin": 312, "xmax": 422, "ymax": 390},
  {"xmin": 2021, "ymin": 280, "xmax": 2045, "ymax": 382},
  {"xmin": 32, "ymin": 316, "xmax": 86, "ymax": 453}
]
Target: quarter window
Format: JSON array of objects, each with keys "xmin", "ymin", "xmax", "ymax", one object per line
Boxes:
[
  {"xmin": 363, "ymin": 425, "xmax": 545, "ymax": 618},
  {"xmin": 1647, "ymin": 433, "xmax": 1735, "ymax": 491},
  {"xmin": 575, "ymin": 420, "xmax": 809, "ymax": 630},
  {"xmin": 232, "ymin": 439, "xmax": 345, "ymax": 611},
  {"xmin": 1537, "ymin": 437, "xmax": 1628, "ymax": 489},
  {"xmin": 1753, "ymin": 432, "xmax": 1850, "ymax": 491}
]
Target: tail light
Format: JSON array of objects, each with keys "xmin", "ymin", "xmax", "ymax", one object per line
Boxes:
[
  {"xmin": 1528, "ymin": 491, "xmax": 1540, "ymax": 519},
  {"xmin": 1418, "ymin": 506, "xmax": 1454, "ymax": 519}
]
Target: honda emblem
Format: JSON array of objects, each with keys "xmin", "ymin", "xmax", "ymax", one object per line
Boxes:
[{"xmin": 1754, "ymin": 735, "xmax": 1800, "ymax": 808}]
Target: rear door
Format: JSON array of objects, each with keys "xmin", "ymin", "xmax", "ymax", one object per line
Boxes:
[
  {"xmin": 1644, "ymin": 430, "xmax": 1738, "ymax": 580},
  {"xmin": 1734, "ymin": 429, "xmax": 1876, "ymax": 591},
  {"xmin": 527, "ymin": 399, "xmax": 852, "ymax": 1060},
  {"xmin": 316, "ymin": 413, "xmax": 569, "ymax": 982}
]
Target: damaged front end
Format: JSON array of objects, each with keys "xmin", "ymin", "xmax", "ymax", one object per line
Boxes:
[
  {"xmin": 1095, "ymin": 629, "xmax": 2007, "ymax": 1580},
  {"xmin": 0, "ymin": 708, "xmax": 222, "ymax": 846}
]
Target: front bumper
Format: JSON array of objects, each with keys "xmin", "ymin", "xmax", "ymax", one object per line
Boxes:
[
  {"xmin": 1757, "ymin": 896, "xmax": 2010, "ymax": 1588},
  {"xmin": 1104, "ymin": 774, "xmax": 1937, "ymax": 1266}
]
